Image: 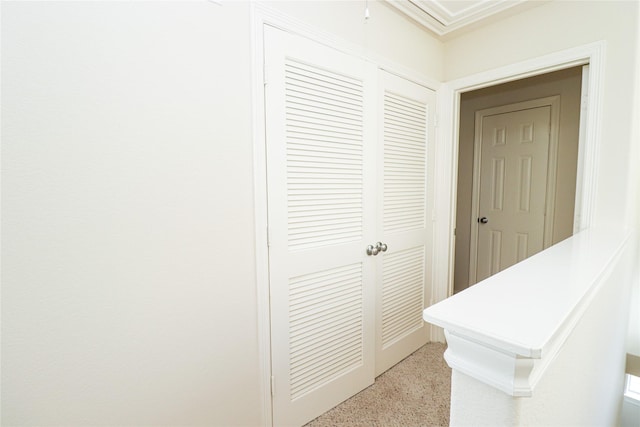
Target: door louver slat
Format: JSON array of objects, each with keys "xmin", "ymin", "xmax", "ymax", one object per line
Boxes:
[
  {"xmin": 289, "ymin": 263, "xmax": 363, "ymax": 400},
  {"xmin": 284, "ymin": 57, "xmax": 366, "ymax": 403},
  {"xmin": 286, "ymin": 59, "xmax": 364, "ymax": 251},
  {"xmin": 381, "ymin": 246, "xmax": 425, "ymax": 348},
  {"xmin": 383, "ymin": 91, "xmax": 427, "ymax": 233}
]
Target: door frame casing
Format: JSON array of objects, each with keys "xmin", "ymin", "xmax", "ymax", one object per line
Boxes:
[
  {"xmin": 432, "ymin": 41, "xmax": 605, "ymax": 342},
  {"xmin": 468, "ymin": 96, "xmax": 561, "ymax": 285}
]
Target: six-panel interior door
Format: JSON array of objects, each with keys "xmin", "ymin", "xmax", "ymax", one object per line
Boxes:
[
  {"xmin": 264, "ymin": 26, "xmax": 378, "ymax": 427},
  {"xmin": 375, "ymin": 70, "xmax": 435, "ymax": 375},
  {"xmin": 475, "ymin": 106, "xmax": 551, "ymax": 282}
]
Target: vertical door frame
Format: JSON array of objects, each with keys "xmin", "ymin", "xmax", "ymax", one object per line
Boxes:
[
  {"xmin": 574, "ymin": 64, "xmax": 591, "ymax": 235},
  {"xmin": 432, "ymin": 41, "xmax": 606, "ymax": 342},
  {"xmin": 250, "ymin": 3, "xmax": 440, "ymax": 425},
  {"xmin": 468, "ymin": 96, "xmax": 561, "ymax": 285}
]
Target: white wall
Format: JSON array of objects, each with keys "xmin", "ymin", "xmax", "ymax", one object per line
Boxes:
[
  {"xmin": 0, "ymin": 1, "xmax": 443, "ymax": 425},
  {"xmin": 4, "ymin": 0, "xmax": 636, "ymax": 425},
  {"xmin": 264, "ymin": 0, "xmax": 444, "ymax": 82},
  {"xmin": 1, "ymin": 2, "xmax": 260, "ymax": 425},
  {"xmin": 626, "ymin": 0, "xmax": 640, "ymax": 358},
  {"xmin": 445, "ymin": 0, "xmax": 640, "ymax": 356}
]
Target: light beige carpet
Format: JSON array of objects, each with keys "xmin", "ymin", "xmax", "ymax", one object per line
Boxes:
[{"xmin": 305, "ymin": 342, "xmax": 451, "ymax": 427}]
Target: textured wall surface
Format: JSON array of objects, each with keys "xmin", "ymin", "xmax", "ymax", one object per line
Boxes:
[
  {"xmin": 1, "ymin": 2, "xmax": 261, "ymax": 425},
  {"xmin": 1, "ymin": 1, "xmax": 443, "ymax": 425}
]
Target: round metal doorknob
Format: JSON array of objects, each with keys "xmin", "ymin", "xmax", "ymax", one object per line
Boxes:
[
  {"xmin": 376, "ymin": 242, "xmax": 388, "ymax": 252},
  {"xmin": 366, "ymin": 245, "xmax": 379, "ymax": 256},
  {"xmin": 478, "ymin": 217, "xmax": 489, "ymax": 224}
]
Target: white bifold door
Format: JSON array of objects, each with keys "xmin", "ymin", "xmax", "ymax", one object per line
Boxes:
[{"xmin": 264, "ymin": 26, "xmax": 435, "ymax": 426}]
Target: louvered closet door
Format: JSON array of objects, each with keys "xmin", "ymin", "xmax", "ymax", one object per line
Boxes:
[
  {"xmin": 264, "ymin": 26, "xmax": 378, "ymax": 427},
  {"xmin": 375, "ymin": 70, "xmax": 435, "ymax": 375}
]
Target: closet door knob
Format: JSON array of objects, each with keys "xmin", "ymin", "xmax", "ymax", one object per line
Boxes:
[
  {"xmin": 478, "ymin": 217, "xmax": 489, "ymax": 224},
  {"xmin": 366, "ymin": 245, "xmax": 379, "ymax": 256},
  {"xmin": 376, "ymin": 242, "xmax": 388, "ymax": 252}
]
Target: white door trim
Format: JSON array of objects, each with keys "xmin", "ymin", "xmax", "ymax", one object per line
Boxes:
[
  {"xmin": 249, "ymin": 5, "xmax": 272, "ymax": 427},
  {"xmin": 431, "ymin": 41, "xmax": 606, "ymax": 342},
  {"xmin": 468, "ymin": 96, "xmax": 561, "ymax": 285},
  {"xmin": 574, "ymin": 64, "xmax": 590, "ymax": 235}
]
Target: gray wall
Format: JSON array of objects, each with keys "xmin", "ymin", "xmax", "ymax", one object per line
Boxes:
[{"xmin": 454, "ymin": 67, "xmax": 583, "ymax": 294}]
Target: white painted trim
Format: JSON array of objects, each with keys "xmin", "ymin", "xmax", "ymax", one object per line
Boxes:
[
  {"xmin": 574, "ymin": 64, "xmax": 590, "ymax": 234},
  {"xmin": 434, "ymin": 41, "xmax": 606, "ymax": 305},
  {"xmin": 444, "ymin": 330, "xmax": 536, "ymax": 397},
  {"xmin": 544, "ymin": 97, "xmax": 561, "ymax": 248},
  {"xmin": 384, "ymin": 0, "xmax": 448, "ymax": 37},
  {"xmin": 416, "ymin": 0, "xmax": 529, "ymax": 27},
  {"xmin": 383, "ymin": 0, "xmax": 544, "ymax": 39},
  {"xmin": 467, "ymin": 96, "xmax": 561, "ymax": 285},
  {"xmin": 250, "ymin": 4, "xmax": 273, "ymax": 426},
  {"xmin": 578, "ymin": 46, "xmax": 605, "ymax": 231},
  {"xmin": 426, "ymin": 227, "xmax": 631, "ymax": 397},
  {"xmin": 430, "ymin": 83, "xmax": 456, "ymax": 343},
  {"xmin": 624, "ymin": 374, "xmax": 640, "ymax": 406}
]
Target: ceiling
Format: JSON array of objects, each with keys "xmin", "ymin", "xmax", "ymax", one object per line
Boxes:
[{"xmin": 385, "ymin": 0, "xmax": 545, "ymax": 38}]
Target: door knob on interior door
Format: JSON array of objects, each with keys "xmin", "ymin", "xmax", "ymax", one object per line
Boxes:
[
  {"xmin": 366, "ymin": 245, "xmax": 379, "ymax": 256},
  {"xmin": 478, "ymin": 217, "xmax": 489, "ymax": 224},
  {"xmin": 376, "ymin": 242, "xmax": 388, "ymax": 252}
]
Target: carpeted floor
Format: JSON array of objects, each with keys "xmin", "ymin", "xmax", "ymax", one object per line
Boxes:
[{"xmin": 304, "ymin": 342, "xmax": 451, "ymax": 427}]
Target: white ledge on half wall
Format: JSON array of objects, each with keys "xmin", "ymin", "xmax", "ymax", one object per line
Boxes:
[{"xmin": 423, "ymin": 227, "xmax": 631, "ymax": 397}]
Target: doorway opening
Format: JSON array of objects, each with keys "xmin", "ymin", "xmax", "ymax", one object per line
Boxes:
[{"xmin": 453, "ymin": 66, "xmax": 584, "ymax": 294}]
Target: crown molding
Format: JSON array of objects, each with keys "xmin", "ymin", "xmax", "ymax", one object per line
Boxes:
[{"xmin": 385, "ymin": 0, "xmax": 546, "ymax": 39}]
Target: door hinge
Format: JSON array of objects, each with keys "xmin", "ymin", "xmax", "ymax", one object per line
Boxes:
[
  {"xmin": 271, "ymin": 375, "xmax": 276, "ymax": 396},
  {"xmin": 266, "ymin": 226, "xmax": 271, "ymax": 247},
  {"xmin": 263, "ymin": 61, "xmax": 268, "ymax": 86}
]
